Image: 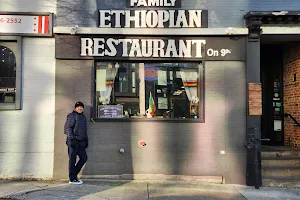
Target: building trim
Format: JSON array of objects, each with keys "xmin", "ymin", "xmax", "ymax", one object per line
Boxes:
[
  {"xmin": 261, "ymin": 27, "xmax": 300, "ymax": 34},
  {"xmin": 53, "ymin": 27, "xmax": 249, "ymax": 36}
]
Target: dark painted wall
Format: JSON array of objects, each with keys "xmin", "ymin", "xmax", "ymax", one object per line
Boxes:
[
  {"xmin": 54, "ymin": 60, "xmax": 246, "ymax": 184},
  {"xmin": 56, "ymin": 0, "xmax": 300, "ymax": 28}
]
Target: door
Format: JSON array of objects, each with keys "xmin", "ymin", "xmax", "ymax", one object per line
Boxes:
[{"xmin": 261, "ymin": 45, "xmax": 284, "ymax": 145}]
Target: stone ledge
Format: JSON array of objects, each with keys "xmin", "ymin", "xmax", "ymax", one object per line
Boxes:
[{"xmin": 81, "ymin": 174, "xmax": 223, "ymax": 184}]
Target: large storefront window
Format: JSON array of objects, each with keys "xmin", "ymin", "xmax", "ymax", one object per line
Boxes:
[{"xmin": 95, "ymin": 61, "xmax": 204, "ymax": 121}]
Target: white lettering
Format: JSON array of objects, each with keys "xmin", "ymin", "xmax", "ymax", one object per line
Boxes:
[
  {"xmin": 111, "ymin": 10, "xmax": 125, "ymax": 28},
  {"xmin": 125, "ymin": 10, "xmax": 140, "ymax": 28},
  {"xmin": 137, "ymin": 0, "xmax": 147, "ymax": 7},
  {"xmin": 140, "ymin": 10, "xmax": 147, "ymax": 27},
  {"xmin": 207, "ymin": 48, "xmax": 219, "ymax": 57},
  {"xmin": 129, "ymin": 39, "xmax": 143, "ymax": 57},
  {"xmin": 164, "ymin": 0, "xmax": 171, "ymax": 6},
  {"xmin": 141, "ymin": 39, "xmax": 153, "ymax": 57},
  {"xmin": 80, "ymin": 38, "xmax": 93, "ymax": 56},
  {"xmin": 179, "ymin": 40, "xmax": 192, "ymax": 58},
  {"xmin": 133, "ymin": 0, "xmax": 176, "ymax": 7},
  {"xmin": 119, "ymin": 39, "xmax": 133, "ymax": 56},
  {"xmin": 99, "ymin": 10, "xmax": 111, "ymax": 28},
  {"xmin": 153, "ymin": 39, "xmax": 165, "ymax": 57},
  {"xmin": 168, "ymin": 10, "xmax": 175, "ymax": 27},
  {"xmin": 157, "ymin": 10, "xmax": 169, "ymax": 28},
  {"xmin": 93, "ymin": 38, "xmax": 105, "ymax": 56},
  {"xmin": 189, "ymin": 10, "xmax": 202, "ymax": 28},
  {"xmin": 175, "ymin": 10, "xmax": 188, "ymax": 27},
  {"xmin": 99, "ymin": 9, "xmax": 204, "ymax": 28},
  {"xmin": 149, "ymin": 0, "xmax": 159, "ymax": 6},
  {"xmin": 165, "ymin": 39, "xmax": 178, "ymax": 57},
  {"xmin": 146, "ymin": 11, "xmax": 158, "ymax": 28},
  {"xmin": 80, "ymin": 38, "xmax": 208, "ymax": 59},
  {"xmin": 170, "ymin": 0, "xmax": 176, "ymax": 6},
  {"xmin": 131, "ymin": 0, "xmax": 138, "ymax": 6},
  {"xmin": 192, "ymin": 40, "xmax": 206, "ymax": 58},
  {"xmin": 105, "ymin": 38, "xmax": 118, "ymax": 56},
  {"xmin": 160, "ymin": 0, "xmax": 163, "ymax": 6}
]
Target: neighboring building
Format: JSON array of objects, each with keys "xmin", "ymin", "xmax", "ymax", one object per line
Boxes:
[
  {"xmin": 0, "ymin": 0, "xmax": 56, "ymax": 179},
  {"xmin": 1, "ymin": 0, "xmax": 300, "ymax": 186}
]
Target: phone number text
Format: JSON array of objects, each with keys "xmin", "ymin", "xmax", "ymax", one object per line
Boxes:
[{"xmin": 0, "ymin": 18, "xmax": 22, "ymax": 24}]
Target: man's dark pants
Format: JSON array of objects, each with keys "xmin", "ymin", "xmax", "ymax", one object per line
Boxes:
[{"xmin": 67, "ymin": 140, "xmax": 88, "ymax": 180}]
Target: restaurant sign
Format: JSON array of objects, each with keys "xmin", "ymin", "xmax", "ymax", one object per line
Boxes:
[{"xmin": 55, "ymin": 35, "xmax": 246, "ymax": 61}]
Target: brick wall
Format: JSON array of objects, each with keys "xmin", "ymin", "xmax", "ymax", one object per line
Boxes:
[{"xmin": 283, "ymin": 43, "xmax": 300, "ymax": 148}]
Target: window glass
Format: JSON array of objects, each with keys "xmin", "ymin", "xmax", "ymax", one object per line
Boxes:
[
  {"xmin": 0, "ymin": 45, "xmax": 16, "ymax": 104},
  {"xmin": 95, "ymin": 62, "xmax": 203, "ymax": 120}
]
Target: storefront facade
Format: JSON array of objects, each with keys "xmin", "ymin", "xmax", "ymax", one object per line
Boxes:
[
  {"xmin": 2, "ymin": 0, "xmax": 300, "ymax": 186},
  {"xmin": 53, "ymin": 0, "xmax": 248, "ymax": 184}
]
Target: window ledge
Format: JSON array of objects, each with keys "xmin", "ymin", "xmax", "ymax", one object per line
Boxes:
[
  {"xmin": 90, "ymin": 118, "xmax": 204, "ymax": 123},
  {"xmin": 0, "ymin": 103, "xmax": 21, "ymax": 110}
]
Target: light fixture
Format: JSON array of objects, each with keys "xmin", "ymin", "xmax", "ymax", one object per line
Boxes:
[{"xmin": 70, "ymin": 25, "xmax": 79, "ymax": 35}]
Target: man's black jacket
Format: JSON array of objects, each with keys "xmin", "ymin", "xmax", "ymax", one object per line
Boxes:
[{"xmin": 64, "ymin": 111, "xmax": 88, "ymax": 142}]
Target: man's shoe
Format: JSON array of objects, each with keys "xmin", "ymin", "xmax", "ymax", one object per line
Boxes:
[
  {"xmin": 75, "ymin": 177, "xmax": 83, "ymax": 184},
  {"xmin": 69, "ymin": 179, "xmax": 83, "ymax": 185}
]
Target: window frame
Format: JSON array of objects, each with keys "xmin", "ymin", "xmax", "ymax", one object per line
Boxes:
[
  {"xmin": 92, "ymin": 61, "xmax": 205, "ymax": 123},
  {"xmin": 0, "ymin": 36, "xmax": 22, "ymax": 110}
]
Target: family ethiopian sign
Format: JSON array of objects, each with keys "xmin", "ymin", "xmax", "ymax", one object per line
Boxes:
[{"xmin": 99, "ymin": 0, "xmax": 208, "ymax": 28}]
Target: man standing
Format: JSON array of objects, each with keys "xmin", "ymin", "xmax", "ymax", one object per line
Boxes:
[{"xmin": 64, "ymin": 101, "xmax": 88, "ymax": 184}]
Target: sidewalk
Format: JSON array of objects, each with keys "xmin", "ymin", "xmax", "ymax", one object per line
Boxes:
[{"xmin": 0, "ymin": 179, "xmax": 300, "ymax": 200}]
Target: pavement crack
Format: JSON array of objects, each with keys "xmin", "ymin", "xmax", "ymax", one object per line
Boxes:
[
  {"xmin": 5, "ymin": 184, "xmax": 53, "ymax": 199},
  {"xmin": 233, "ymin": 186, "xmax": 247, "ymax": 200},
  {"xmin": 147, "ymin": 182, "xmax": 150, "ymax": 199}
]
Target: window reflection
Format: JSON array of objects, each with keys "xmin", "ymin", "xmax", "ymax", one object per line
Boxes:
[
  {"xmin": 0, "ymin": 45, "xmax": 16, "ymax": 103},
  {"xmin": 95, "ymin": 62, "xmax": 202, "ymax": 120}
]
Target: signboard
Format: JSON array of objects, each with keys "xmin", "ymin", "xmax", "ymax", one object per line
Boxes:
[
  {"xmin": 144, "ymin": 66, "xmax": 158, "ymax": 81},
  {"xmin": 55, "ymin": 35, "xmax": 246, "ymax": 61},
  {"xmin": 0, "ymin": 13, "xmax": 52, "ymax": 36},
  {"xmin": 99, "ymin": 10, "xmax": 208, "ymax": 28},
  {"xmin": 99, "ymin": 0, "xmax": 208, "ymax": 28},
  {"xmin": 249, "ymin": 83, "xmax": 262, "ymax": 116},
  {"xmin": 0, "ymin": 88, "xmax": 16, "ymax": 93},
  {"xmin": 127, "ymin": 0, "xmax": 182, "ymax": 8},
  {"xmin": 98, "ymin": 105, "xmax": 124, "ymax": 118}
]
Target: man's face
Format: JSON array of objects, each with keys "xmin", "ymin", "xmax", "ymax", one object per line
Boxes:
[{"xmin": 75, "ymin": 106, "xmax": 84, "ymax": 113}]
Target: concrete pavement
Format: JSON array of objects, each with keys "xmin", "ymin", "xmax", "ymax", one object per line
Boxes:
[{"xmin": 0, "ymin": 180, "xmax": 300, "ymax": 200}]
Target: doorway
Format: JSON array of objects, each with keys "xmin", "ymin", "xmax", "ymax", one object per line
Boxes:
[{"xmin": 261, "ymin": 45, "xmax": 284, "ymax": 146}]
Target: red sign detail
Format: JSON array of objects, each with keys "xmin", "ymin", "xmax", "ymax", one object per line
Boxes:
[
  {"xmin": 44, "ymin": 16, "xmax": 49, "ymax": 33},
  {"xmin": 145, "ymin": 70, "xmax": 158, "ymax": 78},
  {"xmin": 38, "ymin": 16, "xmax": 42, "ymax": 33}
]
